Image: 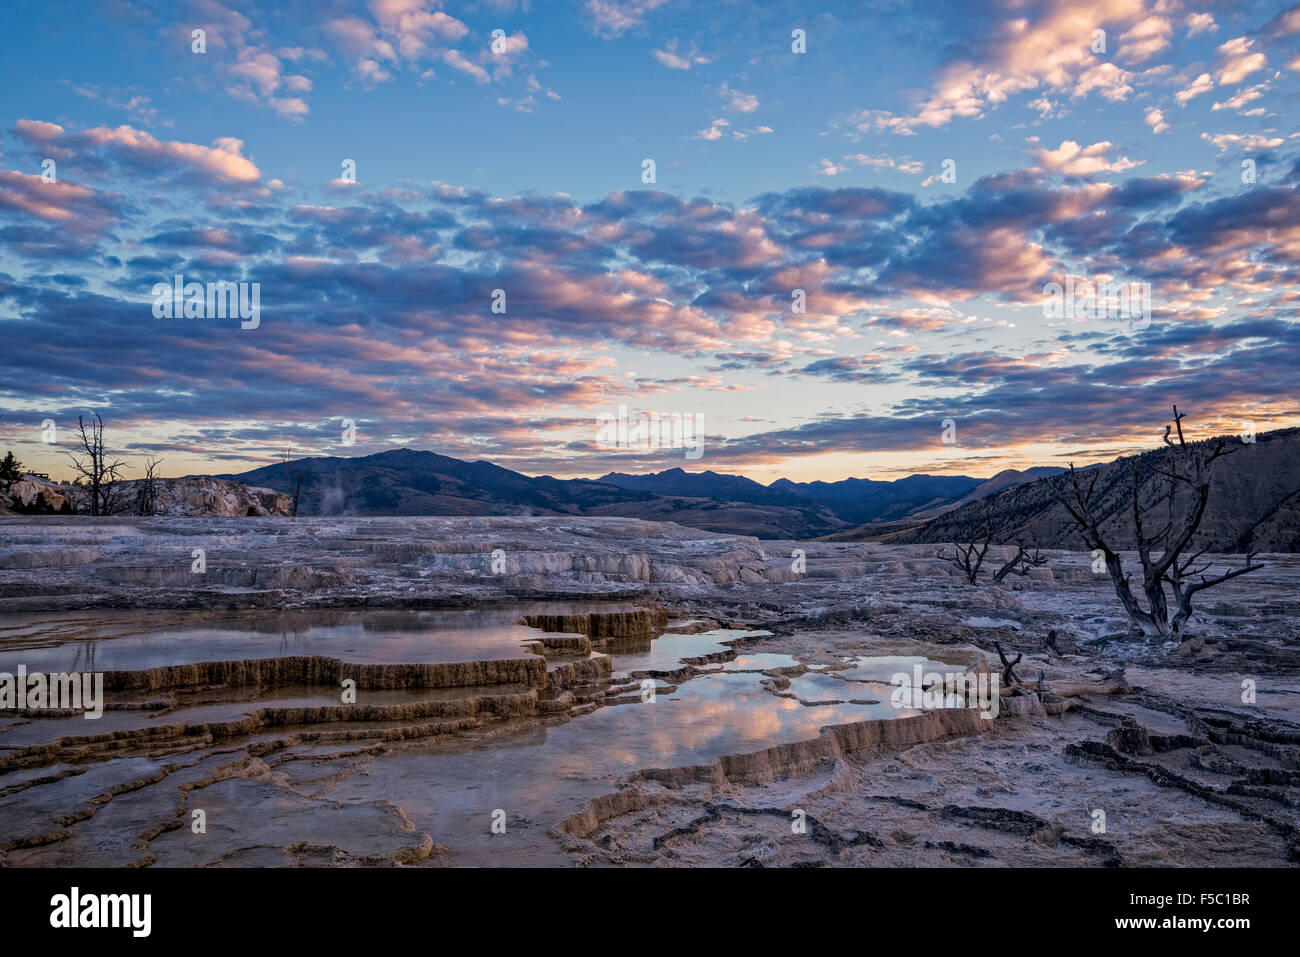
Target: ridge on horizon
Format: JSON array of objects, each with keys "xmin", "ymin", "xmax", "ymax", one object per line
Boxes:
[{"xmin": 207, "ymin": 422, "xmax": 1298, "ymax": 487}]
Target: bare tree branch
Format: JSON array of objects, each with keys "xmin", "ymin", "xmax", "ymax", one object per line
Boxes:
[
  {"xmin": 281, "ymin": 447, "xmax": 307, "ymax": 517},
  {"xmin": 135, "ymin": 456, "xmax": 164, "ymax": 516},
  {"xmin": 939, "ymin": 504, "xmax": 994, "ymax": 583},
  {"xmin": 63, "ymin": 413, "xmax": 129, "ymax": 516},
  {"xmin": 992, "ymin": 542, "xmax": 1047, "ymax": 583},
  {"xmin": 1054, "ymin": 405, "xmax": 1267, "ymax": 641},
  {"xmin": 994, "ymin": 641, "xmax": 1022, "ymax": 685}
]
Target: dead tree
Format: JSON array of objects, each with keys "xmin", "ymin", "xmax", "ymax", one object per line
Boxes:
[
  {"xmin": 1054, "ymin": 404, "xmax": 1263, "ymax": 640},
  {"xmin": 280, "ymin": 447, "xmax": 307, "ymax": 517},
  {"xmin": 64, "ymin": 413, "xmax": 128, "ymax": 515},
  {"xmin": 938, "ymin": 505, "xmax": 993, "ymax": 583},
  {"xmin": 993, "ymin": 641, "xmax": 1022, "ymax": 685},
  {"xmin": 992, "ymin": 542, "xmax": 1048, "ymax": 583},
  {"xmin": 135, "ymin": 456, "xmax": 164, "ymax": 516}
]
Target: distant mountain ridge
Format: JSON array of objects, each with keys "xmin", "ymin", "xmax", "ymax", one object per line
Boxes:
[
  {"xmin": 903, "ymin": 467, "xmax": 1066, "ymax": 521},
  {"xmin": 218, "ymin": 449, "xmax": 843, "ymax": 538},
  {"xmin": 214, "ymin": 450, "xmax": 1018, "ymax": 538},
  {"xmin": 595, "ymin": 468, "xmax": 982, "ymax": 525}
]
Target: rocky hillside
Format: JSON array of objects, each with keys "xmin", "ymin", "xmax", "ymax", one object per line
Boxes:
[
  {"xmin": 1, "ymin": 475, "xmax": 78, "ymax": 514},
  {"xmin": 903, "ymin": 466, "xmax": 1066, "ymax": 521},
  {"xmin": 140, "ymin": 477, "xmax": 291, "ymax": 516},
  {"xmin": 0, "ymin": 474, "xmax": 290, "ymax": 517},
  {"xmin": 863, "ymin": 428, "xmax": 1300, "ymax": 553}
]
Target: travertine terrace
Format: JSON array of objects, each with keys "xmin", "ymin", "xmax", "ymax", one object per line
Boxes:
[{"xmin": 1, "ymin": 516, "xmax": 1297, "ymax": 866}]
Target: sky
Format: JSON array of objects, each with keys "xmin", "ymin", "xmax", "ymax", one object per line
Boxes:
[{"xmin": 1, "ymin": 0, "xmax": 1298, "ymax": 485}]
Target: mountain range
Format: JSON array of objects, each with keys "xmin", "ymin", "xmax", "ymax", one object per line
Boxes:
[
  {"xmin": 217, "ymin": 451, "xmax": 1039, "ymax": 538},
  {"xmin": 215, "ymin": 428, "xmax": 1300, "ymax": 549}
]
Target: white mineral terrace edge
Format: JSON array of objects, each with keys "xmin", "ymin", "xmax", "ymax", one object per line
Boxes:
[{"xmin": 0, "ymin": 605, "xmax": 988, "ymax": 865}]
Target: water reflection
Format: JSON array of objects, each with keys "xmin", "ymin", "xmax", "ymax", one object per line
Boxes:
[{"xmin": 2, "ymin": 607, "xmax": 984, "ymax": 867}]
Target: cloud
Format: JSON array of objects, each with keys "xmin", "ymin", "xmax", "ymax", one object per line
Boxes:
[
  {"xmin": 652, "ymin": 39, "xmax": 709, "ymax": 70},
  {"xmin": 1185, "ymin": 12, "xmax": 1217, "ymax": 36},
  {"xmin": 1035, "ymin": 140, "xmax": 1144, "ymax": 176},
  {"xmin": 0, "ymin": 171, "xmax": 123, "ymax": 234},
  {"xmin": 11, "ymin": 120, "xmax": 262, "ymax": 185},
  {"xmin": 1216, "ymin": 36, "xmax": 1268, "ymax": 85},
  {"xmin": 695, "ymin": 118, "xmax": 729, "ymax": 141},
  {"xmin": 11, "ymin": 119, "xmax": 65, "ymax": 142},
  {"xmin": 186, "ymin": 0, "xmax": 313, "ymax": 118},
  {"xmin": 700, "ymin": 320, "xmax": 1300, "ymax": 466},
  {"xmin": 1211, "ymin": 83, "xmax": 1269, "ymax": 112},
  {"xmin": 1071, "ymin": 61, "xmax": 1135, "ymax": 100},
  {"xmin": 68, "ymin": 86, "xmax": 165, "ymax": 127},
  {"xmin": 1260, "ymin": 5, "xmax": 1300, "ymax": 39},
  {"xmin": 850, "ymin": 0, "xmax": 1156, "ymax": 133},
  {"xmin": 1144, "ymin": 106, "xmax": 1170, "ymax": 133},
  {"xmin": 91, "ymin": 128, "xmax": 261, "ymax": 183},
  {"xmin": 821, "ymin": 154, "xmax": 924, "ymax": 176},
  {"xmin": 439, "ymin": 48, "xmax": 491, "ymax": 83},
  {"xmin": 1199, "ymin": 131, "xmax": 1284, "ymax": 152},
  {"xmin": 324, "ymin": 16, "xmax": 398, "ymax": 81},
  {"xmin": 583, "ymin": 0, "xmax": 670, "ymax": 39},
  {"xmin": 321, "ymin": 2, "xmax": 532, "ymax": 99},
  {"xmin": 369, "ymin": 0, "xmax": 470, "ymax": 58},
  {"xmin": 1117, "ymin": 15, "xmax": 1172, "ymax": 64},
  {"xmin": 797, "ymin": 355, "xmax": 890, "ymax": 382},
  {"xmin": 720, "ymin": 82, "xmax": 759, "ymax": 113},
  {"xmin": 1174, "ymin": 71, "xmax": 1213, "ymax": 105}
]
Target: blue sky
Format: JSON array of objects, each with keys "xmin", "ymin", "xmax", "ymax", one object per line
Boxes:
[{"xmin": 1, "ymin": 0, "xmax": 1298, "ymax": 483}]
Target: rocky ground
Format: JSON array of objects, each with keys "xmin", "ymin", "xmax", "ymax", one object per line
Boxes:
[{"xmin": 0, "ymin": 515, "xmax": 1296, "ymax": 866}]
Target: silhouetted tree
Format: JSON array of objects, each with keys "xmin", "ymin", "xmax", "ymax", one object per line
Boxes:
[
  {"xmin": 992, "ymin": 542, "xmax": 1048, "ymax": 583},
  {"xmin": 939, "ymin": 504, "xmax": 1049, "ymax": 584},
  {"xmin": 0, "ymin": 449, "xmax": 24, "ymax": 491},
  {"xmin": 1055, "ymin": 404, "xmax": 1263, "ymax": 639},
  {"xmin": 939, "ymin": 504, "xmax": 993, "ymax": 583},
  {"xmin": 280, "ymin": 447, "xmax": 308, "ymax": 517},
  {"xmin": 64, "ymin": 413, "xmax": 129, "ymax": 515},
  {"xmin": 135, "ymin": 456, "xmax": 164, "ymax": 516}
]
